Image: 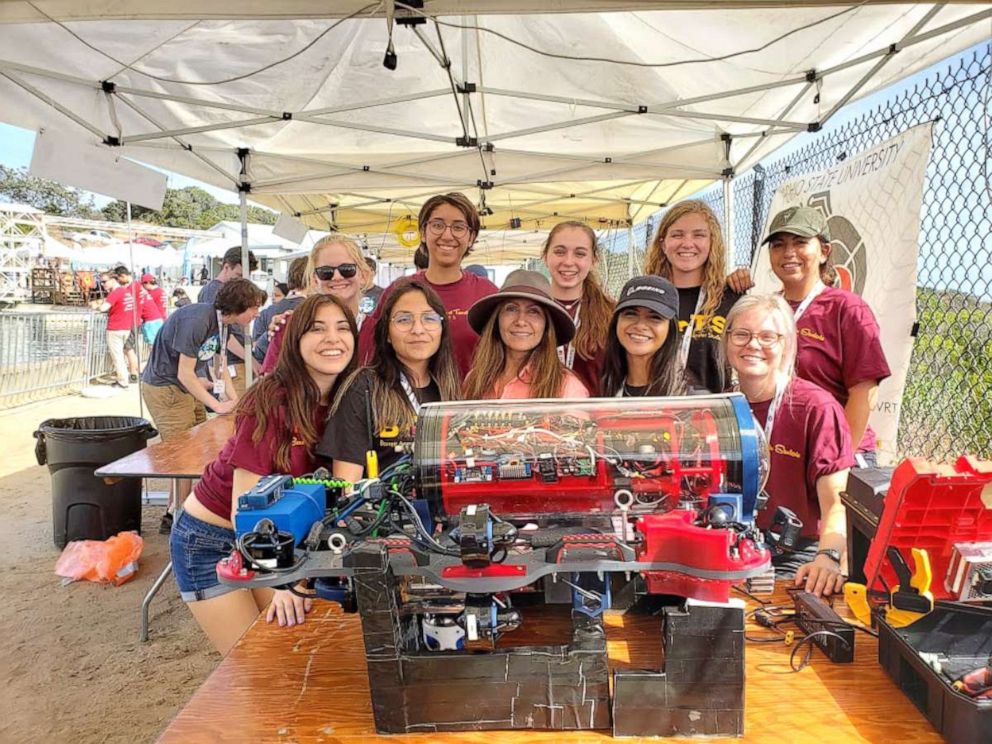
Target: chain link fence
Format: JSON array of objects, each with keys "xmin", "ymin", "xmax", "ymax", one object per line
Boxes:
[
  {"xmin": 0, "ymin": 310, "xmax": 115, "ymax": 408},
  {"xmin": 622, "ymin": 44, "xmax": 990, "ymax": 461}
]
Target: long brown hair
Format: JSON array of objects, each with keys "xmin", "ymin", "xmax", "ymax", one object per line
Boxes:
[
  {"xmin": 463, "ymin": 300, "xmax": 565, "ymax": 400},
  {"xmin": 332, "ymin": 280, "xmax": 460, "ymax": 433},
  {"xmin": 236, "ymin": 294, "xmax": 357, "ymax": 471},
  {"xmin": 644, "ymin": 200, "xmax": 728, "ymax": 319},
  {"xmin": 542, "ymin": 220, "xmax": 615, "ymax": 361}
]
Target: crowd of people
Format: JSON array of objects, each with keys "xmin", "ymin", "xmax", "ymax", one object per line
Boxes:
[{"xmin": 122, "ymin": 192, "xmax": 888, "ymax": 654}]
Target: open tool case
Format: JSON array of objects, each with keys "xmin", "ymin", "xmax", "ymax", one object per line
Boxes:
[
  {"xmin": 865, "ymin": 457, "xmax": 992, "ymax": 744},
  {"xmin": 877, "ymin": 603, "xmax": 992, "ymax": 744}
]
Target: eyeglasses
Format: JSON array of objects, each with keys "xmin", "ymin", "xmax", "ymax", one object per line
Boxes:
[
  {"xmin": 727, "ymin": 329, "xmax": 784, "ymax": 348},
  {"xmin": 425, "ymin": 219, "xmax": 471, "ymax": 239},
  {"xmin": 391, "ymin": 311, "xmax": 444, "ymax": 330},
  {"xmin": 314, "ymin": 263, "xmax": 358, "ymax": 280}
]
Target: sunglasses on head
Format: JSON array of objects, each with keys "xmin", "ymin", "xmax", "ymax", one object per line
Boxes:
[{"xmin": 314, "ymin": 263, "xmax": 358, "ymax": 280}]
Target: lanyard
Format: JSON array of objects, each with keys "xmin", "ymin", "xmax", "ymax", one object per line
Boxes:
[
  {"xmin": 213, "ymin": 311, "xmax": 229, "ymax": 380},
  {"xmin": 556, "ymin": 301, "xmax": 581, "ymax": 369},
  {"xmin": 678, "ymin": 287, "xmax": 706, "ymax": 370},
  {"xmin": 399, "ymin": 373, "xmax": 421, "ymax": 415},
  {"xmin": 762, "ymin": 377, "xmax": 789, "ymax": 443},
  {"xmin": 791, "ymin": 280, "xmax": 826, "ymax": 323}
]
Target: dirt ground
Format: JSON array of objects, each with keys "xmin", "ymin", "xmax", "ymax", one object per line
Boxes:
[{"xmin": 0, "ymin": 387, "xmax": 218, "ymax": 743}]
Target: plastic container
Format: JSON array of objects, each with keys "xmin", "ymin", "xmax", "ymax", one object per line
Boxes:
[
  {"xmin": 34, "ymin": 416, "xmax": 157, "ymax": 548},
  {"xmin": 877, "ymin": 602, "xmax": 992, "ymax": 744}
]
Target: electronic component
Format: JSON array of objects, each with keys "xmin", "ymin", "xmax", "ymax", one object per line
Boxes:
[
  {"xmin": 945, "ymin": 542, "xmax": 992, "ymax": 601},
  {"xmin": 792, "ymin": 591, "xmax": 854, "ymax": 663}
]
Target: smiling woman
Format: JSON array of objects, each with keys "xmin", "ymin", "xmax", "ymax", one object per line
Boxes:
[
  {"xmin": 323, "ymin": 279, "xmax": 461, "ymax": 482},
  {"xmin": 462, "ymin": 269, "xmax": 588, "ymax": 400},
  {"xmin": 168, "ymin": 294, "xmax": 358, "ymax": 655},
  {"xmin": 601, "ymin": 275, "xmax": 686, "ymax": 397}
]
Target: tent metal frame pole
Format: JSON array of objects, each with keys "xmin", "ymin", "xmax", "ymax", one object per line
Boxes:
[
  {"xmin": 112, "ymin": 93, "xmax": 241, "ymax": 187},
  {"xmin": 304, "ymin": 89, "xmax": 450, "ymax": 116},
  {"xmin": 112, "ymin": 83, "xmax": 283, "ymax": 117},
  {"xmin": 238, "ymin": 149, "xmax": 253, "ymax": 389},
  {"xmin": 821, "ymin": 4, "xmax": 944, "ymax": 126},
  {"xmin": 292, "ymin": 113, "xmax": 455, "ymax": 144},
  {"xmin": 126, "ymin": 201, "xmax": 145, "ymax": 419},
  {"xmin": 733, "ymin": 81, "xmax": 815, "ymax": 173},
  {"xmin": 484, "ymin": 110, "xmax": 636, "ymax": 142},
  {"xmin": 659, "ymin": 110, "xmax": 806, "ymax": 130},
  {"xmin": 120, "ymin": 116, "xmax": 282, "ymax": 144},
  {"xmin": 0, "ymin": 72, "xmax": 105, "ymax": 139},
  {"xmin": 722, "ymin": 177, "xmax": 735, "ymax": 268}
]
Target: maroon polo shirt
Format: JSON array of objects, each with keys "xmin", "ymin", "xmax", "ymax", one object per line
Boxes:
[
  {"xmin": 787, "ymin": 287, "xmax": 890, "ymax": 452},
  {"xmin": 750, "ymin": 378, "xmax": 855, "ymax": 539}
]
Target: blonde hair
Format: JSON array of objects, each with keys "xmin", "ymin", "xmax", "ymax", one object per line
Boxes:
[
  {"xmin": 644, "ymin": 200, "xmax": 728, "ymax": 319},
  {"xmin": 304, "ymin": 234, "xmax": 374, "ymax": 292},
  {"xmin": 721, "ymin": 293, "xmax": 798, "ymax": 379},
  {"xmin": 462, "ymin": 302, "xmax": 565, "ymax": 400},
  {"xmin": 541, "ymin": 220, "xmax": 615, "ymax": 361}
]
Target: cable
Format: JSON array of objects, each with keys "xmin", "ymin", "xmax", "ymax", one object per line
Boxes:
[
  {"xmin": 29, "ymin": 1, "xmax": 382, "ymax": 86},
  {"xmin": 395, "ymin": 2, "xmax": 865, "ymax": 70},
  {"xmin": 789, "ymin": 630, "xmax": 852, "ymax": 672}
]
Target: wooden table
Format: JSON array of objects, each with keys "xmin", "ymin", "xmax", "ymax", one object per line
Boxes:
[
  {"xmin": 95, "ymin": 414, "xmax": 235, "ymax": 481},
  {"xmin": 95, "ymin": 414, "xmax": 235, "ymax": 641},
  {"xmin": 157, "ymin": 588, "xmax": 943, "ymax": 743}
]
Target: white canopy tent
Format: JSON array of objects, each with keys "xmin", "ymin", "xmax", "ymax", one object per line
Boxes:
[{"xmin": 0, "ymin": 2, "xmax": 987, "ymax": 254}]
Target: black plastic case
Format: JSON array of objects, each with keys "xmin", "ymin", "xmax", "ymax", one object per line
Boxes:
[{"xmin": 877, "ymin": 602, "xmax": 992, "ymax": 744}]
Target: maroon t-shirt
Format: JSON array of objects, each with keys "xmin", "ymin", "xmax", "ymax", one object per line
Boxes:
[
  {"xmin": 105, "ymin": 286, "xmax": 135, "ymax": 330},
  {"xmin": 358, "ymin": 271, "xmax": 498, "ymax": 380},
  {"xmin": 787, "ymin": 287, "xmax": 890, "ymax": 452},
  {"xmin": 556, "ymin": 299, "xmax": 605, "ymax": 396},
  {"xmin": 750, "ymin": 378, "xmax": 855, "ymax": 539},
  {"xmin": 195, "ymin": 404, "xmax": 329, "ymax": 521}
]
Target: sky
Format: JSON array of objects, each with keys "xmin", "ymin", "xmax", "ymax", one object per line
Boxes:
[{"xmin": 0, "ymin": 41, "xmax": 986, "ymax": 215}]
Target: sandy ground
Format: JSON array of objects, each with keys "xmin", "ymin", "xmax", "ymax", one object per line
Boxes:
[{"xmin": 0, "ymin": 386, "xmax": 218, "ymax": 743}]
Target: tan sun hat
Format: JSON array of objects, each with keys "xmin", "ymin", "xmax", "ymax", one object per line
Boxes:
[{"xmin": 467, "ymin": 269, "xmax": 575, "ymax": 346}]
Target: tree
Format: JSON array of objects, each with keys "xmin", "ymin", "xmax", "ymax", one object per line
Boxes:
[
  {"xmin": 101, "ymin": 186, "xmax": 277, "ymax": 229},
  {"xmin": 0, "ymin": 165, "xmax": 101, "ymax": 218}
]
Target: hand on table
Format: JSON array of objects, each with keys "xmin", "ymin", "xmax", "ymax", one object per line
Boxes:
[
  {"xmin": 794, "ymin": 555, "xmax": 846, "ymax": 597},
  {"xmin": 266, "ymin": 587, "xmax": 313, "ymax": 627},
  {"xmin": 726, "ymin": 266, "xmax": 755, "ymax": 294}
]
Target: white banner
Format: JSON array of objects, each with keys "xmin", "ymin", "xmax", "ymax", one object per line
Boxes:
[{"xmin": 751, "ymin": 123, "xmax": 934, "ymax": 465}]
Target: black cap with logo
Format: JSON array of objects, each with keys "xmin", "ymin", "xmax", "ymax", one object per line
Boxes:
[{"xmin": 614, "ymin": 275, "xmax": 679, "ymax": 320}]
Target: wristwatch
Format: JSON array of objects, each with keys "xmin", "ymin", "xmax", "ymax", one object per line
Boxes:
[{"xmin": 815, "ymin": 548, "xmax": 842, "ymax": 564}]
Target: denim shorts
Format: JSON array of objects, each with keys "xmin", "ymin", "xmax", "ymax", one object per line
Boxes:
[{"xmin": 170, "ymin": 510, "xmax": 237, "ymax": 602}]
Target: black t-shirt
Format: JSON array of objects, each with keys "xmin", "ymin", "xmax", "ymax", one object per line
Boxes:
[
  {"xmin": 622, "ymin": 383, "xmax": 648, "ymax": 397},
  {"xmin": 320, "ymin": 367, "xmax": 440, "ymax": 474},
  {"xmin": 677, "ymin": 285, "xmax": 741, "ymax": 394}
]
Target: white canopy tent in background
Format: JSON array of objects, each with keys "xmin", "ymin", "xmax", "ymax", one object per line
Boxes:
[{"xmin": 0, "ymin": 1, "xmax": 987, "ymax": 264}]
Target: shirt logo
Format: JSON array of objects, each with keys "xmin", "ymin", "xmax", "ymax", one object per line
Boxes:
[
  {"xmin": 360, "ymin": 295, "xmax": 376, "ymax": 314},
  {"xmin": 197, "ymin": 334, "xmax": 221, "ymax": 361},
  {"xmin": 800, "ymin": 327, "xmax": 825, "ymax": 341},
  {"xmin": 772, "ymin": 443, "xmax": 801, "ymax": 459}
]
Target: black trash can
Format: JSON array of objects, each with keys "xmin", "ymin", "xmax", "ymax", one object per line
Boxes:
[{"xmin": 34, "ymin": 416, "xmax": 158, "ymax": 548}]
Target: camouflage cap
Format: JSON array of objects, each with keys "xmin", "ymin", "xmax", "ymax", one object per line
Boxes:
[{"xmin": 761, "ymin": 206, "xmax": 831, "ymax": 244}]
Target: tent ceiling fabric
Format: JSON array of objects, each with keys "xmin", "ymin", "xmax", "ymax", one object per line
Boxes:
[{"xmin": 0, "ymin": 2, "xmax": 987, "ymax": 237}]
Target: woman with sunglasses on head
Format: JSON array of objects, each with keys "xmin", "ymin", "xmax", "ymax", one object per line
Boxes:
[
  {"xmin": 359, "ymin": 193, "xmax": 498, "ymax": 380},
  {"xmin": 169, "ymin": 294, "xmax": 357, "ymax": 654},
  {"xmin": 542, "ymin": 221, "xmax": 615, "ymax": 395},
  {"xmin": 262, "ymin": 234, "xmax": 374, "ymax": 373},
  {"xmin": 722, "ymin": 293, "xmax": 854, "ymax": 598},
  {"xmin": 762, "ymin": 206, "xmax": 890, "ymax": 466},
  {"xmin": 322, "ymin": 279, "xmax": 461, "ymax": 481},
  {"xmin": 463, "ymin": 270, "xmax": 588, "ymax": 400},
  {"xmin": 644, "ymin": 200, "xmax": 742, "ymax": 394},
  {"xmin": 601, "ymin": 276, "xmax": 687, "ymax": 398}
]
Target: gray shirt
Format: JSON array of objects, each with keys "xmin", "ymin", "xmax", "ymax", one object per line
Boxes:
[
  {"xmin": 197, "ymin": 279, "xmax": 246, "ymax": 360},
  {"xmin": 252, "ymin": 294, "xmax": 305, "ymax": 362},
  {"xmin": 141, "ymin": 303, "xmax": 222, "ymax": 392}
]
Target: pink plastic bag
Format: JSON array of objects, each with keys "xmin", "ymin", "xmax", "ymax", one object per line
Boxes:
[{"xmin": 55, "ymin": 531, "xmax": 144, "ymax": 586}]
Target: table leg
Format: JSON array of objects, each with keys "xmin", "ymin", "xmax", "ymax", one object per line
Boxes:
[{"xmin": 140, "ymin": 561, "xmax": 173, "ymax": 642}]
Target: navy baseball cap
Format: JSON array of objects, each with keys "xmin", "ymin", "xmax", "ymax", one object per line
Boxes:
[{"xmin": 614, "ymin": 275, "xmax": 679, "ymax": 319}]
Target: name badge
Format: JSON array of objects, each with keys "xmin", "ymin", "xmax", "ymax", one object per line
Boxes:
[
  {"xmin": 212, "ymin": 378, "xmax": 225, "ymax": 396},
  {"xmin": 228, "ymin": 365, "xmax": 238, "ymax": 378}
]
